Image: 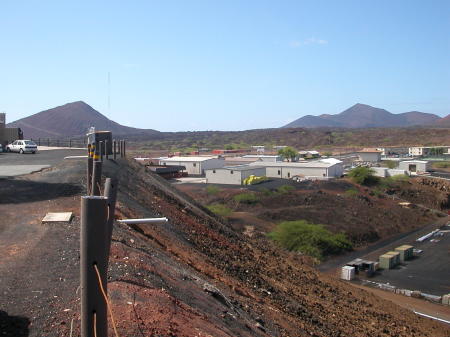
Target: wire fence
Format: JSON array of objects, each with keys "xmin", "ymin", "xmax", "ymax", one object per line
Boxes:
[{"xmin": 30, "ymin": 138, "xmax": 87, "ymax": 148}]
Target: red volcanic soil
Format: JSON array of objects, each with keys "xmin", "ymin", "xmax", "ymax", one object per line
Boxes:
[{"xmin": 0, "ymin": 159, "xmax": 449, "ymax": 337}]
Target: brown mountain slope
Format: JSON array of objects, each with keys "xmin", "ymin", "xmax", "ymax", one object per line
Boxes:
[
  {"xmin": 7, "ymin": 101, "xmax": 159, "ymax": 139},
  {"xmin": 284, "ymin": 103, "xmax": 441, "ymax": 128}
]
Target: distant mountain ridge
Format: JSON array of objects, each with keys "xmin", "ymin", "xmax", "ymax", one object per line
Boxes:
[
  {"xmin": 283, "ymin": 103, "xmax": 442, "ymax": 128},
  {"xmin": 7, "ymin": 101, "xmax": 159, "ymax": 139}
]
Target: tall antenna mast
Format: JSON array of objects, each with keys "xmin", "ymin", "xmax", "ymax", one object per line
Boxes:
[{"xmin": 107, "ymin": 72, "xmax": 111, "ymax": 112}]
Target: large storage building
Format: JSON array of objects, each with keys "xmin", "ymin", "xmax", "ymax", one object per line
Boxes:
[
  {"xmin": 205, "ymin": 165, "xmax": 266, "ymax": 185},
  {"xmin": 248, "ymin": 158, "xmax": 344, "ymax": 179},
  {"xmin": 158, "ymin": 156, "xmax": 225, "ymax": 175}
]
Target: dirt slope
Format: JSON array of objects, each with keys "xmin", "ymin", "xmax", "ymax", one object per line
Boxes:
[
  {"xmin": 101, "ymin": 160, "xmax": 449, "ymax": 336},
  {"xmin": 0, "ymin": 159, "xmax": 449, "ymax": 336}
]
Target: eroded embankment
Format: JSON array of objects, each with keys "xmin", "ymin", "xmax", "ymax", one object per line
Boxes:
[{"xmin": 98, "ymin": 159, "xmax": 449, "ymax": 337}]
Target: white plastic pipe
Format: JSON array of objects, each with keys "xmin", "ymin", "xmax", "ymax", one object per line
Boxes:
[
  {"xmin": 117, "ymin": 217, "xmax": 168, "ymax": 224},
  {"xmin": 413, "ymin": 311, "xmax": 450, "ymax": 325}
]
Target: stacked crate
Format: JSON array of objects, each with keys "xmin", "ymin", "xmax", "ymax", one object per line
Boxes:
[
  {"xmin": 395, "ymin": 245, "xmax": 413, "ymax": 262},
  {"xmin": 379, "ymin": 254, "xmax": 395, "ymax": 269}
]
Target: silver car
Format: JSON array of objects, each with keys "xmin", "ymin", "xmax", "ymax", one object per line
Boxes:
[{"xmin": 6, "ymin": 140, "xmax": 38, "ymax": 154}]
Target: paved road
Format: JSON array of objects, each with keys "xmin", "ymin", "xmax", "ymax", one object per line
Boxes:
[{"xmin": 0, "ymin": 149, "xmax": 85, "ymax": 178}]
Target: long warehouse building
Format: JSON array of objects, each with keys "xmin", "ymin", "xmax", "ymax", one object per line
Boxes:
[
  {"xmin": 249, "ymin": 158, "xmax": 344, "ymax": 179},
  {"xmin": 158, "ymin": 156, "xmax": 225, "ymax": 175}
]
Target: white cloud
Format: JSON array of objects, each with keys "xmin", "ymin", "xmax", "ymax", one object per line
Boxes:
[{"xmin": 289, "ymin": 37, "xmax": 328, "ymax": 48}]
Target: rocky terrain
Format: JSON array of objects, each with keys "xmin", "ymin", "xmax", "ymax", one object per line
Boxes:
[{"xmin": 0, "ymin": 158, "xmax": 449, "ymax": 336}]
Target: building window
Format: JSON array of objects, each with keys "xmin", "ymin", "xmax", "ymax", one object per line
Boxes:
[
  {"xmin": 277, "ymin": 170, "xmax": 281, "ymax": 175},
  {"xmin": 193, "ymin": 163, "xmax": 197, "ymax": 167},
  {"xmin": 230, "ymin": 170, "xmax": 234, "ymax": 174},
  {"xmin": 287, "ymin": 172, "xmax": 290, "ymax": 178}
]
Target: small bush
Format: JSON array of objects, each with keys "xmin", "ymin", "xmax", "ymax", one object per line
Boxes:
[
  {"xmin": 206, "ymin": 185, "xmax": 220, "ymax": 195},
  {"xmin": 206, "ymin": 203, "xmax": 232, "ymax": 217},
  {"xmin": 348, "ymin": 167, "xmax": 379, "ymax": 186},
  {"xmin": 233, "ymin": 192, "xmax": 260, "ymax": 204},
  {"xmin": 277, "ymin": 185, "xmax": 295, "ymax": 194},
  {"xmin": 344, "ymin": 188, "xmax": 359, "ymax": 198},
  {"xmin": 385, "ymin": 160, "xmax": 397, "ymax": 169},
  {"xmin": 268, "ymin": 220, "xmax": 353, "ymax": 260},
  {"xmin": 258, "ymin": 187, "xmax": 274, "ymax": 197}
]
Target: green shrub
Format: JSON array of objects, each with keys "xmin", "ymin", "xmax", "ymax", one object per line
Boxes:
[
  {"xmin": 233, "ymin": 192, "xmax": 260, "ymax": 204},
  {"xmin": 206, "ymin": 203, "xmax": 232, "ymax": 217},
  {"xmin": 277, "ymin": 185, "xmax": 295, "ymax": 194},
  {"xmin": 344, "ymin": 188, "xmax": 359, "ymax": 198},
  {"xmin": 206, "ymin": 185, "xmax": 220, "ymax": 195},
  {"xmin": 348, "ymin": 167, "xmax": 379, "ymax": 185},
  {"xmin": 268, "ymin": 220, "xmax": 353, "ymax": 260},
  {"xmin": 385, "ymin": 160, "xmax": 397, "ymax": 169},
  {"xmin": 258, "ymin": 187, "xmax": 274, "ymax": 197}
]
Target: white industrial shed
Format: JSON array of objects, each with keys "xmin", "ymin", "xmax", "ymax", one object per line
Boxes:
[
  {"xmin": 158, "ymin": 156, "xmax": 225, "ymax": 175},
  {"xmin": 205, "ymin": 165, "xmax": 266, "ymax": 185},
  {"xmin": 242, "ymin": 155, "xmax": 282, "ymax": 162},
  {"xmin": 249, "ymin": 158, "xmax": 344, "ymax": 179},
  {"xmin": 357, "ymin": 148, "xmax": 382, "ymax": 162},
  {"xmin": 398, "ymin": 160, "xmax": 429, "ymax": 174}
]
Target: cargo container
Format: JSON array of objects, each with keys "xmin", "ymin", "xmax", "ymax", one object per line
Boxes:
[
  {"xmin": 385, "ymin": 251, "xmax": 400, "ymax": 266},
  {"xmin": 341, "ymin": 266, "xmax": 355, "ymax": 280},
  {"xmin": 379, "ymin": 254, "xmax": 395, "ymax": 269},
  {"xmin": 395, "ymin": 245, "xmax": 414, "ymax": 262}
]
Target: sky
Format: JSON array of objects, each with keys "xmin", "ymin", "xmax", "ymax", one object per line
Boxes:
[{"xmin": 1, "ymin": 1, "xmax": 449, "ymax": 131}]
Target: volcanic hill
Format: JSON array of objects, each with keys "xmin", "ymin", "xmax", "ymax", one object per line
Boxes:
[
  {"xmin": 284, "ymin": 103, "xmax": 441, "ymax": 128},
  {"xmin": 7, "ymin": 101, "xmax": 159, "ymax": 139}
]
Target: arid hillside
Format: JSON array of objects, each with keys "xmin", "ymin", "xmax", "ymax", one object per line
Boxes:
[
  {"xmin": 1, "ymin": 158, "xmax": 449, "ymax": 336},
  {"xmin": 129, "ymin": 126, "xmax": 450, "ymax": 152}
]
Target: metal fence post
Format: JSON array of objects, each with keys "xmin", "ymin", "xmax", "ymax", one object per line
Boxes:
[
  {"xmin": 91, "ymin": 161, "xmax": 102, "ymax": 196},
  {"xmin": 80, "ymin": 196, "xmax": 108, "ymax": 337},
  {"xmin": 123, "ymin": 140, "xmax": 126, "ymax": 158},
  {"xmin": 48, "ymin": 138, "xmax": 50, "ymax": 146},
  {"xmin": 87, "ymin": 144, "xmax": 93, "ymax": 194},
  {"xmin": 69, "ymin": 139, "xmax": 72, "ymax": 148},
  {"xmin": 103, "ymin": 178, "xmax": 118, "ymax": 262},
  {"xmin": 113, "ymin": 140, "xmax": 116, "ymax": 160},
  {"xmin": 105, "ymin": 140, "xmax": 109, "ymax": 160},
  {"xmin": 99, "ymin": 141, "xmax": 103, "ymax": 162}
]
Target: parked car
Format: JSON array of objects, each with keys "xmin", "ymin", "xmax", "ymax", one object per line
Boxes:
[{"xmin": 6, "ymin": 140, "xmax": 38, "ymax": 154}]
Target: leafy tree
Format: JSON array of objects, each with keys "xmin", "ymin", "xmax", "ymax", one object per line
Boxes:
[
  {"xmin": 268, "ymin": 220, "xmax": 353, "ymax": 260},
  {"xmin": 348, "ymin": 167, "xmax": 378, "ymax": 185},
  {"xmin": 278, "ymin": 146, "xmax": 298, "ymax": 161}
]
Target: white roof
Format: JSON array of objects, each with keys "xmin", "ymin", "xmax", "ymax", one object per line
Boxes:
[
  {"xmin": 249, "ymin": 159, "xmax": 342, "ymax": 168},
  {"xmin": 400, "ymin": 160, "xmax": 429, "ymax": 164},
  {"xmin": 319, "ymin": 158, "xmax": 343, "ymax": 165},
  {"xmin": 159, "ymin": 156, "xmax": 220, "ymax": 162},
  {"xmin": 243, "ymin": 155, "xmax": 280, "ymax": 158},
  {"xmin": 205, "ymin": 165, "xmax": 265, "ymax": 171}
]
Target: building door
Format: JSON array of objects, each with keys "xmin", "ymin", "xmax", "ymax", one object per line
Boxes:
[
  {"xmin": 287, "ymin": 172, "xmax": 290, "ymax": 178},
  {"xmin": 409, "ymin": 164, "xmax": 417, "ymax": 172}
]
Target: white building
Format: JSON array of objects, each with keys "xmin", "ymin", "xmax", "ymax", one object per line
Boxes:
[
  {"xmin": 408, "ymin": 146, "xmax": 450, "ymax": 156},
  {"xmin": 205, "ymin": 165, "xmax": 266, "ymax": 185},
  {"xmin": 249, "ymin": 158, "xmax": 344, "ymax": 179},
  {"xmin": 158, "ymin": 156, "xmax": 225, "ymax": 175},
  {"xmin": 398, "ymin": 160, "xmax": 430, "ymax": 174},
  {"xmin": 242, "ymin": 155, "xmax": 282, "ymax": 162},
  {"xmin": 357, "ymin": 148, "xmax": 382, "ymax": 162}
]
